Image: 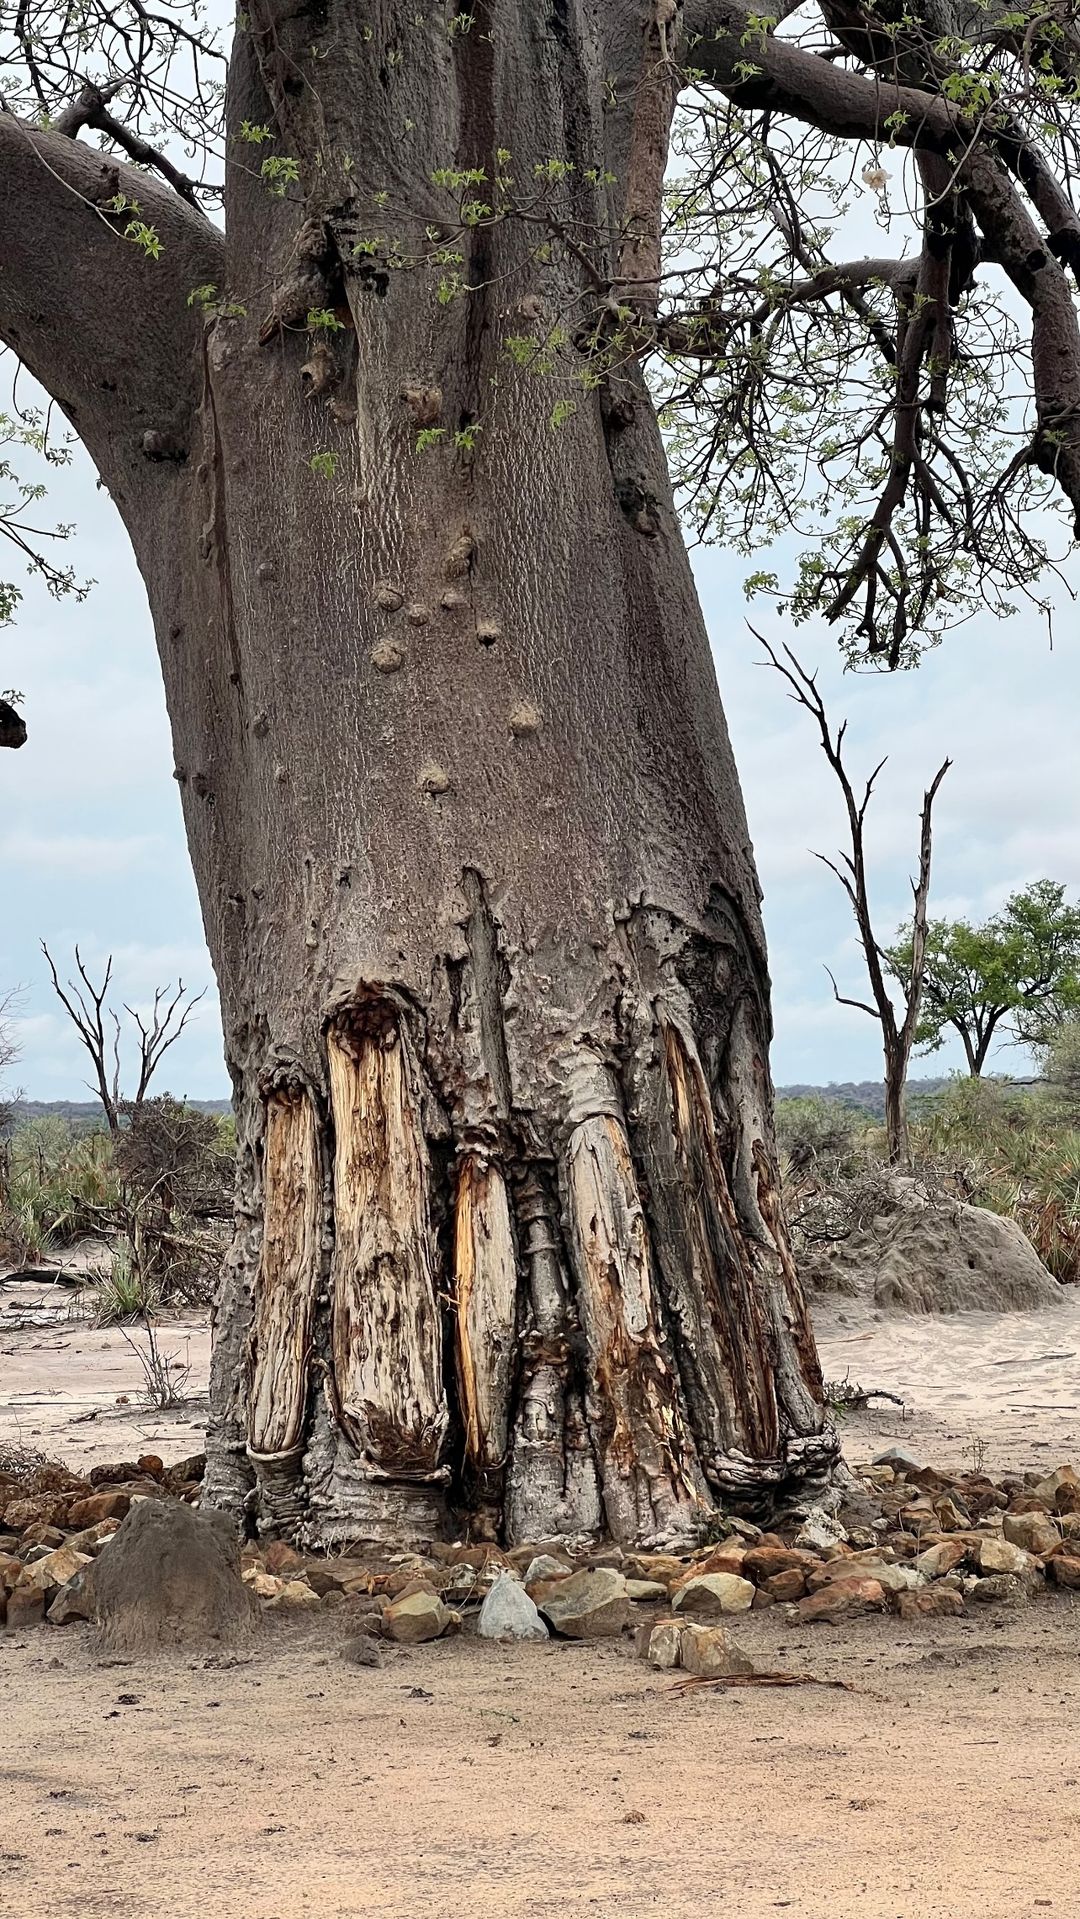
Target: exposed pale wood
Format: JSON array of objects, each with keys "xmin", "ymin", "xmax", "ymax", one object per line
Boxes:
[
  {"xmin": 328, "ymin": 1013, "xmax": 448, "ymax": 1480},
  {"xmin": 248, "ymin": 1089, "xmax": 321, "ymax": 1458},
  {"xmin": 564, "ymin": 1104, "xmax": 705, "ymax": 1544},
  {"xmin": 454, "ymin": 1156, "xmax": 518, "ymax": 1473}
]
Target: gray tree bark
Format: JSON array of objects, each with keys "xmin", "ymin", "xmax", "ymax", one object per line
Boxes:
[{"xmin": 0, "ymin": 1, "xmax": 835, "ymax": 1547}]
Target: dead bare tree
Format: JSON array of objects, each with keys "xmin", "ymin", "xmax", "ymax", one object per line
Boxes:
[
  {"xmin": 40, "ymin": 944, "xmax": 205, "ymax": 1133},
  {"xmin": 761, "ymin": 639, "xmax": 950, "ymax": 1165}
]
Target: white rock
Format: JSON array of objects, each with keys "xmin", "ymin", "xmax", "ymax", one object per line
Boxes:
[
  {"xmin": 795, "ymin": 1507, "xmax": 849, "ymax": 1553},
  {"xmin": 478, "ymin": 1573, "xmax": 549, "ymax": 1642}
]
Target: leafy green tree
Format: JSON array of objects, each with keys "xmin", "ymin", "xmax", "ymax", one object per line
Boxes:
[{"xmin": 887, "ymin": 882, "xmax": 1080, "ymax": 1075}]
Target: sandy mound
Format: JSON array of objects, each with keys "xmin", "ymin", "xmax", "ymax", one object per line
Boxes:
[
  {"xmin": 90, "ymin": 1497, "xmax": 257, "ymax": 1654},
  {"xmin": 803, "ymin": 1180, "xmax": 1064, "ymax": 1314}
]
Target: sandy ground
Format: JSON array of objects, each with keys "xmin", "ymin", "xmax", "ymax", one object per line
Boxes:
[
  {"xmin": 1, "ymin": 1597, "xmax": 1079, "ymax": 1919},
  {"xmin": 4, "ymin": 1270, "xmax": 1080, "ymax": 1917}
]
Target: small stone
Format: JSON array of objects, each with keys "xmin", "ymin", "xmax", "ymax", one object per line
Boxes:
[
  {"xmin": 915, "ymin": 1540, "xmax": 969, "ymax": 1578},
  {"xmin": 625, "ymin": 1579, "xmax": 668, "ymax": 1602},
  {"xmin": 67, "ymin": 1491, "xmax": 131, "ymax": 1529},
  {"xmin": 4, "ymin": 1584, "xmax": 45, "ymax": 1631},
  {"xmin": 64, "ymin": 1520, "xmax": 120, "ymax": 1557},
  {"xmin": 1033, "ymin": 1466, "xmax": 1080, "ymax": 1515},
  {"xmin": 47, "ymin": 1570, "xmax": 95, "ymax": 1626},
  {"xmin": 764, "ymin": 1569, "xmax": 806, "ymax": 1603},
  {"xmin": 635, "ymin": 1620, "xmax": 682, "ymax": 1670},
  {"xmin": 383, "ymin": 1590, "xmax": 451, "ymax": 1644},
  {"xmin": 743, "ymin": 1546, "xmax": 820, "ymax": 1583},
  {"xmin": 522, "ymin": 1554, "xmax": 572, "ymax": 1586},
  {"xmin": 677, "ymin": 1624, "xmax": 755, "ymax": 1679},
  {"xmin": 932, "ymin": 1496, "xmax": 971, "ymax": 1532},
  {"xmin": 340, "ymin": 1633, "xmax": 384, "ymax": 1667},
  {"xmin": 1047, "ymin": 1554, "xmax": 1080, "ymax": 1589},
  {"xmin": 1003, "ymin": 1511, "xmax": 1061, "ymax": 1558},
  {"xmin": 794, "ymin": 1508, "xmax": 849, "ymax": 1553},
  {"xmin": 267, "ymin": 1578, "xmax": 321, "ymax": 1611},
  {"xmin": 672, "ymin": 1573, "xmax": 754, "ymax": 1618},
  {"xmin": 22, "ymin": 1545, "xmax": 91, "ymax": 1598},
  {"xmin": 137, "ymin": 1456, "xmax": 164, "ymax": 1480},
  {"xmin": 245, "ymin": 1570, "xmax": 284, "ymax": 1600},
  {"xmin": 796, "ymin": 1577, "xmax": 886, "ymax": 1625},
  {"xmin": 970, "ymin": 1573, "xmax": 1033, "ymax": 1606},
  {"xmin": 896, "ymin": 1587, "xmax": 965, "ymax": 1621},
  {"xmin": 537, "ymin": 1568, "xmax": 630, "ymax": 1640},
  {"xmin": 478, "ymin": 1574, "xmax": 548, "ymax": 1642},
  {"xmin": 264, "ymin": 1540, "xmax": 306, "ymax": 1576},
  {"xmin": 872, "ymin": 1445, "xmax": 922, "ymax": 1472},
  {"xmin": 977, "ymin": 1537, "xmax": 1036, "ymax": 1577}
]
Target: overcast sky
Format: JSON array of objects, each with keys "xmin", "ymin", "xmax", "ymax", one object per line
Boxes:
[{"xmin": 2, "ymin": 430, "xmax": 1078, "ymax": 1100}]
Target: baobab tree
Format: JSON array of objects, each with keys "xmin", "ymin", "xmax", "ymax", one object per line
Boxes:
[{"xmin": 2, "ymin": 0, "xmax": 1078, "ymax": 1544}]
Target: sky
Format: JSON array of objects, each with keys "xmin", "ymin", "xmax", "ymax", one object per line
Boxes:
[{"xmin": 2, "ymin": 421, "xmax": 1079, "ymax": 1101}]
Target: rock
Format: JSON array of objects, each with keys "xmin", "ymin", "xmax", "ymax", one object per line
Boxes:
[
  {"xmin": 1047, "ymin": 1554, "xmax": 1080, "ymax": 1589},
  {"xmin": 1033, "ymin": 1466, "xmax": 1080, "ymax": 1515},
  {"xmin": 977, "ymin": 1537, "xmax": 1036, "ymax": 1577},
  {"xmin": 915, "ymin": 1540, "xmax": 969, "ymax": 1578},
  {"xmin": 522, "ymin": 1554, "xmax": 572, "ymax": 1586},
  {"xmin": 383, "ymin": 1590, "xmax": 451, "ymax": 1644},
  {"xmin": 796, "ymin": 1577, "xmax": 886, "ymax": 1624},
  {"xmin": 635, "ymin": 1620, "xmax": 683, "ymax": 1670},
  {"xmin": 264, "ymin": 1540, "xmax": 306, "ymax": 1576},
  {"xmin": 970, "ymin": 1574, "xmax": 1033, "ymax": 1606},
  {"xmin": 794, "ymin": 1508, "xmax": 848, "ymax": 1553},
  {"xmin": 137, "ymin": 1455, "xmax": 165, "ymax": 1480},
  {"xmin": 625, "ymin": 1579, "xmax": 668, "ymax": 1602},
  {"xmin": 65, "ymin": 1520, "xmax": 121, "ymax": 1557},
  {"xmin": 340, "ymin": 1632, "xmax": 385, "ymax": 1667},
  {"xmin": 267, "ymin": 1578, "xmax": 321, "ymax": 1610},
  {"xmin": 896, "ymin": 1587, "xmax": 965, "ymax": 1620},
  {"xmin": 2, "ymin": 1494, "xmax": 70, "ymax": 1534},
  {"xmin": 21, "ymin": 1544, "xmax": 91, "ymax": 1598},
  {"xmin": 1003, "ymin": 1511, "xmax": 1062, "ymax": 1558},
  {"xmin": 821, "ymin": 1559, "xmax": 921, "ymax": 1597},
  {"xmin": 46, "ymin": 1569, "xmax": 95, "ymax": 1625},
  {"xmin": 478, "ymin": 1573, "xmax": 548, "ymax": 1642},
  {"xmin": 4, "ymin": 1583, "xmax": 45, "ymax": 1631},
  {"xmin": 67, "ymin": 1490, "xmax": 131, "ymax": 1529},
  {"xmin": 672, "ymin": 1572, "xmax": 754, "ymax": 1618},
  {"xmin": 677, "ymin": 1623, "xmax": 755, "ymax": 1679},
  {"xmin": 685, "ymin": 1544, "xmax": 747, "ymax": 1578},
  {"xmin": 0, "ymin": 1551, "xmax": 22, "ymax": 1593},
  {"xmin": 932, "ymin": 1496, "xmax": 971, "ymax": 1532},
  {"xmin": 88, "ymin": 1461, "xmax": 144, "ymax": 1486},
  {"xmin": 872, "ymin": 1445, "xmax": 922, "ymax": 1471},
  {"xmin": 90, "ymin": 1498, "xmax": 257, "ymax": 1653},
  {"xmin": 802, "ymin": 1180, "xmax": 1064, "ymax": 1313},
  {"xmin": 764, "ymin": 1569, "xmax": 807, "ymax": 1603},
  {"xmin": 742, "ymin": 1546, "xmax": 820, "ymax": 1583},
  {"xmin": 244, "ymin": 1569, "xmax": 284, "ymax": 1600},
  {"xmin": 623, "ymin": 1554, "xmax": 686, "ymax": 1585},
  {"xmin": 538, "ymin": 1568, "xmax": 630, "ymax": 1639},
  {"xmin": 1061, "ymin": 1513, "xmax": 1080, "ymax": 1539}
]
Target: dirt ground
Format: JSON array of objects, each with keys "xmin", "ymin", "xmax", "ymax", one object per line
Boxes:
[
  {"xmin": 2, "ymin": 1596, "xmax": 1078, "ymax": 1919},
  {"xmin": 4, "ymin": 1267, "xmax": 1080, "ymax": 1918}
]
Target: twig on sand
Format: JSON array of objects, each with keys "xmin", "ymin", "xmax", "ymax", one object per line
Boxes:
[{"xmin": 670, "ymin": 1672, "xmax": 874, "ymax": 1696}]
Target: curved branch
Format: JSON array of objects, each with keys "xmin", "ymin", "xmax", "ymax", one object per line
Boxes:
[{"xmin": 0, "ymin": 111, "xmax": 225, "ymax": 484}]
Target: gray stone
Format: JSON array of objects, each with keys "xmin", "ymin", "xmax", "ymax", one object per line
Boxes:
[
  {"xmin": 522, "ymin": 1554, "xmax": 572, "ymax": 1586},
  {"xmin": 478, "ymin": 1573, "xmax": 548, "ymax": 1642},
  {"xmin": 795, "ymin": 1507, "xmax": 849, "ymax": 1553}
]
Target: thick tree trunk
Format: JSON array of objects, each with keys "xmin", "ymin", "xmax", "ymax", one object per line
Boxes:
[{"xmin": 9, "ymin": 1, "xmax": 835, "ymax": 1547}]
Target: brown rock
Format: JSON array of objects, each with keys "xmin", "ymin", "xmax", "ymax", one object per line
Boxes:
[
  {"xmin": 1008, "ymin": 1492, "xmax": 1054, "ymax": 1516},
  {"xmin": 977, "ymin": 1537, "xmax": 1036, "ymax": 1577},
  {"xmin": 1003, "ymin": 1511, "xmax": 1061, "ymax": 1558},
  {"xmin": 677, "ymin": 1623, "xmax": 755, "ymax": 1678},
  {"xmin": 538, "ymin": 1569, "xmax": 630, "ymax": 1640},
  {"xmin": 742, "ymin": 1546, "xmax": 819, "ymax": 1583},
  {"xmin": 2, "ymin": 1494, "xmax": 70, "ymax": 1534},
  {"xmin": 67, "ymin": 1490, "xmax": 131, "ymax": 1529},
  {"xmin": 264, "ymin": 1540, "xmax": 306, "ymax": 1576},
  {"xmin": 1033, "ymin": 1466, "xmax": 1080, "ymax": 1515},
  {"xmin": 88, "ymin": 1461, "xmax": 144, "ymax": 1486},
  {"xmin": 672, "ymin": 1572, "xmax": 754, "ymax": 1618},
  {"xmin": 0, "ymin": 1551, "xmax": 22, "ymax": 1593},
  {"xmin": 971, "ymin": 1573, "xmax": 1035, "ymax": 1606},
  {"xmin": 4, "ymin": 1584, "xmax": 45, "ymax": 1631},
  {"xmin": 1047, "ymin": 1554, "xmax": 1080, "ymax": 1590},
  {"xmin": 797, "ymin": 1577, "xmax": 886, "ymax": 1624},
  {"xmin": 896, "ymin": 1587, "xmax": 965, "ymax": 1620},
  {"xmin": 915, "ymin": 1540, "xmax": 969, "ymax": 1578},
  {"xmin": 764, "ymin": 1568, "xmax": 807, "ymax": 1603},
  {"xmin": 932, "ymin": 1496, "xmax": 971, "ymax": 1532},
  {"xmin": 382, "ymin": 1590, "xmax": 451, "ymax": 1644},
  {"xmin": 137, "ymin": 1455, "xmax": 165, "ymax": 1480},
  {"xmin": 21, "ymin": 1544, "xmax": 91, "ymax": 1597}
]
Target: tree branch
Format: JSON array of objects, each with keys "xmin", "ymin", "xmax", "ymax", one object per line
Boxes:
[{"xmin": 0, "ymin": 111, "xmax": 224, "ymax": 486}]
